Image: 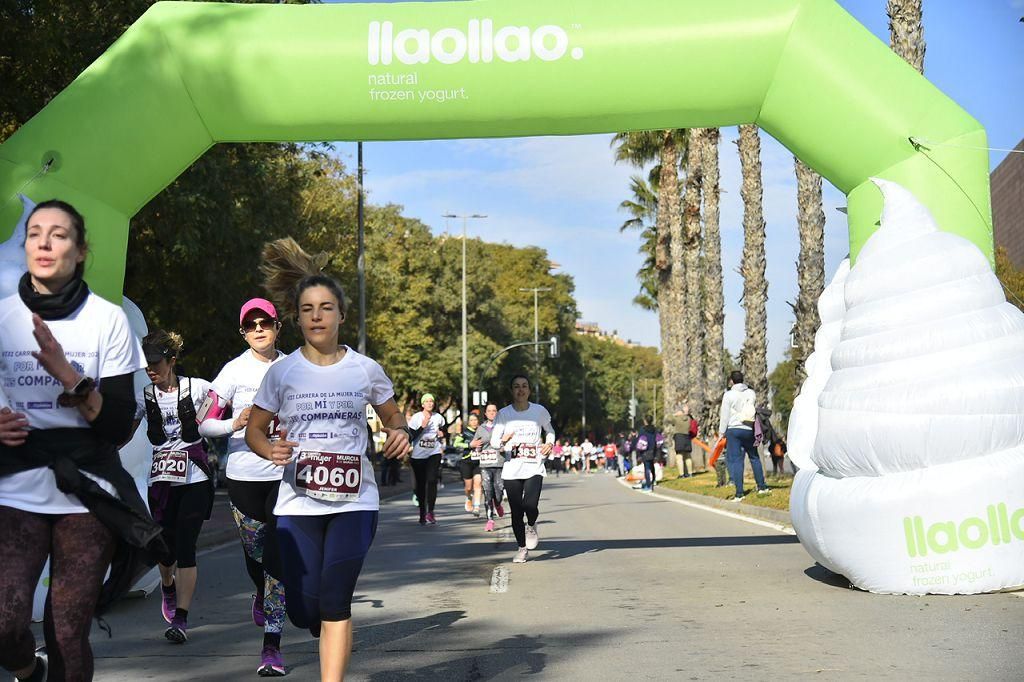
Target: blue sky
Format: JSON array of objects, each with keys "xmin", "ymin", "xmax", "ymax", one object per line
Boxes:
[{"xmin": 326, "ymin": 0, "xmax": 1024, "ymax": 367}]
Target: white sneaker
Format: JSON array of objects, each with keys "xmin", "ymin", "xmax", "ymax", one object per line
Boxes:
[
  {"xmin": 525, "ymin": 524, "xmax": 540, "ymax": 550},
  {"xmin": 757, "ymin": 488, "xmax": 772, "ymax": 496},
  {"xmin": 512, "ymin": 548, "xmax": 529, "ymax": 563}
]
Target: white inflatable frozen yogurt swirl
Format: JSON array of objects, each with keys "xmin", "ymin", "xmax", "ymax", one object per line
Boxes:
[{"xmin": 790, "ymin": 179, "xmax": 1024, "ymax": 595}]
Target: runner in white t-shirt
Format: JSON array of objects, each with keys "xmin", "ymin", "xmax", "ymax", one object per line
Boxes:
[
  {"xmin": 245, "ymin": 238, "xmax": 409, "ymax": 681},
  {"xmin": 0, "ymin": 200, "xmax": 154, "ymax": 682},
  {"xmin": 137, "ymin": 329, "xmax": 215, "ymax": 645},
  {"xmin": 489, "ymin": 374, "xmax": 555, "ymax": 564},
  {"xmin": 407, "ymin": 394, "xmax": 446, "ymax": 525},
  {"xmin": 197, "ymin": 297, "xmax": 287, "ymax": 676}
]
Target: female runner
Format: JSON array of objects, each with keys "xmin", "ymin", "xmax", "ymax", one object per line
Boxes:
[
  {"xmin": 140, "ymin": 330, "xmax": 215, "ymax": 644},
  {"xmin": 458, "ymin": 412, "xmax": 483, "ymax": 516},
  {"xmin": 490, "ymin": 375, "xmax": 555, "ymax": 563},
  {"xmin": 407, "ymin": 394, "xmax": 445, "ymax": 525},
  {"xmin": 0, "ymin": 200, "xmax": 160, "ymax": 681},
  {"xmin": 199, "ymin": 298, "xmax": 287, "ymax": 676},
  {"xmin": 246, "ymin": 238, "xmax": 409, "ymax": 681},
  {"xmin": 471, "ymin": 403, "xmax": 505, "ymax": 532}
]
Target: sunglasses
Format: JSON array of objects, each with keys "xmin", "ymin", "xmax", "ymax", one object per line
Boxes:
[{"xmin": 240, "ymin": 318, "xmax": 279, "ymax": 334}]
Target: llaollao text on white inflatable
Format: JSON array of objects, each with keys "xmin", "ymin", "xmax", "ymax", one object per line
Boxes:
[{"xmin": 790, "ymin": 179, "xmax": 1024, "ymax": 595}]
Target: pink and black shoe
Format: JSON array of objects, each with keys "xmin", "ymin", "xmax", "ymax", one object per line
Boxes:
[
  {"xmin": 164, "ymin": 614, "xmax": 188, "ymax": 644},
  {"xmin": 425, "ymin": 512, "xmax": 437, "ymax": 525},
  {"xmin": 160, "ymin": 583, "xmax": 176, "ymax": 624},
  {"xmin": 257, "ymin": 645, "xmax": 286, "ymax": 677},
  {"xmin": 495, "ymin": 502, "xmax": 505, "ymax": 518}
]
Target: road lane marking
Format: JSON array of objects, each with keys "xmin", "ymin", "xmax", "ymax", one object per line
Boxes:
[
  {"xmin": 616, "ymin": 477, "xmax": 796, "ymax": 535},
  {"xmin": 490, "ymin": 565, "xmax": 509, "ymax": 593}
]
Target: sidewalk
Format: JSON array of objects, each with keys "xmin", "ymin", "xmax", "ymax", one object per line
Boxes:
[{"xmin": 617, "ymin": 475, "xmax": 793, "ymax": 528}]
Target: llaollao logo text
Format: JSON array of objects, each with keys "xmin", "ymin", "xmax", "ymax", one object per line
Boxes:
[
  {"xmin": 368, "ymin": 20, "xmax": 584, "ymax": 66},
  {"xmin": 903, "ymin": 503, "xmax": 1024, "ymax": 557}
]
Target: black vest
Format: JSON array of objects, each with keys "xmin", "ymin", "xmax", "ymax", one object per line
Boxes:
[{"xmin": 144, "ymin": 377, "xmax": 201, "ymax": 446}]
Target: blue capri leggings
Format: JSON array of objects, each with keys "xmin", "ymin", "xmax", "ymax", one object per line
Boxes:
[{"xmin": 276, "ymin": 510, "xmax": 378, "ymax": 637}]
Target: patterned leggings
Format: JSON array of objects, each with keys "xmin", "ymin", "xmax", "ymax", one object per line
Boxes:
[
  {"xmin": 0, "ymin": 505, "xmax": 114, "ymax": 681},
  {"xmin": 480, "ymin": 467, "xmax": 505, "ymax": 520},
  {"xmin": 227, "ymin": 479, "xmax": 286, "ymax": 635}
]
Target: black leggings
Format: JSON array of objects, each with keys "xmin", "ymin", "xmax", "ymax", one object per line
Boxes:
[
  {"xmin": 411, "ymin": 454, "xmax": 440, "ymax": 517},
  {"xmin": 0, "ymin": 506, "xmax": 114, "ymax": 682},
  {"xmin": 504, "ymin": 475, "xmax": 543, "ymax": 548},
  {"xmin": 227, "ymin": 478, "xmax": 282, "ymax": 584},
  {"xmin": 159, "ymin": 483, "xmax": 212, "ymax": 569}
]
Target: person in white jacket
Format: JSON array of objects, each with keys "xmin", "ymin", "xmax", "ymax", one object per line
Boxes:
[{"xmin": 717, "ymin": 371, "xmax": 769, "ymax": 501}]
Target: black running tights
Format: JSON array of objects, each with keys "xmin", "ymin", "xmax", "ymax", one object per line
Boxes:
[
  {"xmin": 504, "ymin": 475, "xmax": 543, "ymax": 548},
  {"xmin": 410, "ymin": 454, "xmax": 440, "ymax": 517}
]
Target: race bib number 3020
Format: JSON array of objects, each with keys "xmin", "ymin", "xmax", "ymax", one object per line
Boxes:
[
  {"xmin": 150, "ymin": 450, "xmax": 188, "ymax": 484},
  {"xmin": 295, "ymin": 451, "xmax": 362, "ymax": 502}
]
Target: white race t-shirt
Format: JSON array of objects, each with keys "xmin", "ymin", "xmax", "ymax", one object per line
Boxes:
[
  {"xmin": 490, "ymin": 402, "xmax": 556, "ymax": 480},
  {"xmin": 0, "ymin": 292, "xmax": 144, "ymax": 513},
  {"xmin": 209, "ymin": 349, "xmax": 285, "ymax": 481},
  {"xmin": 408, "ymin": 412, "xmax": 445, "ymax": 459},
  {"xmin": 253, "ymin": 346, "xmax": 394, "ymax": 516},
  {"xmin": 142, "ymin": 377, "xmax": 212, "ymax": 486}
]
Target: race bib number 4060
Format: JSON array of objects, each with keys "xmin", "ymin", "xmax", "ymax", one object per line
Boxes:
[
  {"xmin": 150, "ymin": 450, "xmax": 188, "ymax": 484},
  {"xmin": 295, "ymin": 451, "xmax": 362, "ymax": 502}
]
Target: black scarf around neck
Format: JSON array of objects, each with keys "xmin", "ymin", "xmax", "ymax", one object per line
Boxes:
[{"xmin": 18, "ymin": 271, "xmax": 90, "ymax": 320}]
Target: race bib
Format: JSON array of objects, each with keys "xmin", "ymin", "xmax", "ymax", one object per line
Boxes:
[
  {"xmin": 150, "ymin": 450, "xmax": 188, "ymax": 484},
  {"xmin": 418, "ymin": 437, "xmax": 437, "ymax": 449},
  {"xmin": 478, "ymin": 448, "xmax": 501, "ymax": 466},
  {"xmin": 514, "ymin": 444, "xmax": 542, "ymax": 461},
  {"xmin": 295, "ymin": 451, "xmax": 362, "ymax": 502}
]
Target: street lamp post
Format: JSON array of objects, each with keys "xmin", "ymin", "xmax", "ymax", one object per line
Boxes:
[
  {"xmin": 357, "ymin": 142, "xmax": 366, "ymax": 355},
  {"xmin": 443, "ymin": 213, "xmax": 486, "ymax": 422},
  {"xmin": 518, "ymin": 286, "xmax": 552, "ymax": 402}
]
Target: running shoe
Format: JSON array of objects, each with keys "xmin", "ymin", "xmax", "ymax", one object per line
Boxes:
[
  {"xmin": 419, "ymin": 514, "xmax": 427, "ymax": 525},
  {"xmin": 252, "ymin": 594, "xmax": 265, "ymax": 628},
  {"xmin": 426, "ymin": 512, "xmax": 437, "ymax": 524},
  {"xmin": 525, "ymin": 524, "xmax": 540, "ymax": 550},
  {"xmin": 512, "ymin": 548, "xmax": 529, "ymax": 563},
  {"xmin": 485, "ymin": 519, "xmax": 496, "ymax": 532},
  {"xmin": 164, "ymin": 615, "xmax": 188, "ymax": 644},
  {"xmin": 495, "ymin": 501, "xmax": 505, "ymax": 518},
  {"xmin": 473, "ymin": 505, "xmax": 481, "ymax": 518},
  {"xmin": 161, "ymin": 583, "xmax": 176, "ymax": 624},
  {"xmin": 757, "ymin": 488, "xmax": 772, "ymax": 496},
  {"xmin": 257, "ymin": 645, "xmax": 286, "ymax": 677},
  {"xmin": 465, "ymin": 498, "xmax": 473, "ymax": 513},
  {"xmin": 732, "ymin": 495, "xmax": 745, "ymax": 502}
]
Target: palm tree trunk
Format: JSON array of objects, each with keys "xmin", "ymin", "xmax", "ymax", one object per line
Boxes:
[
  {"xmin": 792, "ymin": 158, "xmax": 826, "ymax": 386},
  {"xmin": 701, "ymin": 128, "xmax": 723, "ymax": 444},
  {"xmin": 655, "ymin": 130, "xmax": 682, "ymax": 457},
  {"xmin": 887, "ymin": 0, "xmax": 925, "ymax": 73},
  {"xmin": 738, "ymin": 124, "xmax": 769, "ymax": 404},
  {"xmin": 681, "ymin": 128, "xmax": 705, "ymax": 422}
]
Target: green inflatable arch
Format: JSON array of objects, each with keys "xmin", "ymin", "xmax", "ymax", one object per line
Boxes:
[{"xmin": 0, "ymin": 0, "xmax": 991, "ymax": 301}]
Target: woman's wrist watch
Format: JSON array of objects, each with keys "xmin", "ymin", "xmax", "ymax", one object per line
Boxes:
[{"xmin": 58, "ymin": 375, "xmax": 96, "ymax": 408}]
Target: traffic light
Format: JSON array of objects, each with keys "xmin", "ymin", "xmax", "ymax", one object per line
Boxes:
[
  {"xmin": 549, "ymin": 335, "xmax": 559, "ymax": 358},
  {"xmin": 628, "ymin": 398, "xmax": 637, "ymax": 420}
]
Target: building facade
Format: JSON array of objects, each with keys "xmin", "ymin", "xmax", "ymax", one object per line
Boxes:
[{"xmin": 992, "ymin": 137, "xmax": 1024, "ymax": 268}]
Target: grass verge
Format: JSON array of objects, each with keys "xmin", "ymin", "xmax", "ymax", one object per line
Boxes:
[{"xmin": 655, "ymin": 466, "xmax": 792, "ymax": 511}]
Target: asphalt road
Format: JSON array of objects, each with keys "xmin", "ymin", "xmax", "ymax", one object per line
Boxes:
[{"xmin": 62, "ymin": 472, "xmax": 1023, "ymax": 680}]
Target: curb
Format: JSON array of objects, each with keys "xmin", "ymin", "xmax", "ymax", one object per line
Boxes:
[{"xmin": 618, "ymin": 477, "xmax": 793, "ymax": 528}]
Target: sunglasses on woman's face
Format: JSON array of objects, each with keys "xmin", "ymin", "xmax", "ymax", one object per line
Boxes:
[{"xmin": 240, "ymin": 318, "xmax": 278, "ymax": 334}]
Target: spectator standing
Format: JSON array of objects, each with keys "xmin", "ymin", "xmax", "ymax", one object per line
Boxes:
[{"xmin": 717, "ymin": 371, "xmax": 770, "ymax": 501}]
